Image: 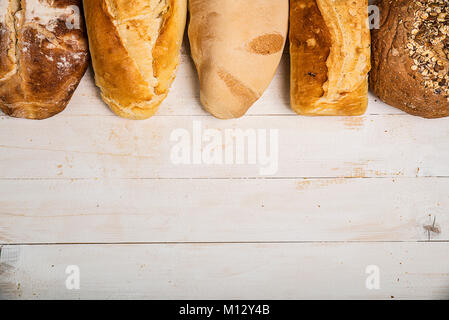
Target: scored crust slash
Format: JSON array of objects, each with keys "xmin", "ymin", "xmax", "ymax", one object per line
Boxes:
[{"xmin": 83, "ymin": 0, "xmax": 187, "ymax": 120}]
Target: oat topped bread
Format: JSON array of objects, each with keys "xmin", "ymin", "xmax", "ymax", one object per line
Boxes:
[
  {"xmin": 407, "ymin": 0, "xmax": 449, "ymax": 101},
  {"xmin": 370, "ymin": 0, "xmax": 449, "ymax": 118}
]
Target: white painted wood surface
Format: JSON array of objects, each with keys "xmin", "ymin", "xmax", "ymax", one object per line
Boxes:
[
  {"xmin": 0, "ymin": 178, "xmax": 447, "ymax": 243},
  {"xmin": 1, "ymin": 243, "xmax": 448, "ymax": 300},
  {"xmin": 0, "ymin": 52, "xmax": 448, "ymax": 299}
]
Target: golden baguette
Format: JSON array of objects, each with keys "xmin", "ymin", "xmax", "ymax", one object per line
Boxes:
[{"xmin": 83, "ymin": 0, "xmax": 187, "ymax": 119}]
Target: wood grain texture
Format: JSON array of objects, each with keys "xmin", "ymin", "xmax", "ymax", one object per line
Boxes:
[
  {"xmin": 1, "ymin": 243, "xmax": 448, "ymax": 299},
  {"xmin": 0, "ymin": 178, "xmax": 447, "ymax": 244},
  {"xmin": 0, "ymin": 113, "xmax": 448, "ymax": 179},
  {"xmin": 0, "ymin": 42, "xmax": 447, "ymax": 300},
  {"xmin": 0, "ymin": 50, "xmax": 445, "ymax": 180}
]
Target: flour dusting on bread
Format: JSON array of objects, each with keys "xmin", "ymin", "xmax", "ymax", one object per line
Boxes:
[{"xmin": 0, "ymin": 0, "xmax": 89, "ymax": 119}]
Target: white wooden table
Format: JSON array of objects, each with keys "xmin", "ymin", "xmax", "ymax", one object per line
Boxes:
[{"xmin": 0, "ymin": 48, "xmax": 448, "ymax": 299}]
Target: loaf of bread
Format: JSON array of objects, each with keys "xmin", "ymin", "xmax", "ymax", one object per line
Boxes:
[
  {"xmin": 83, "ymin": 0, "xmax": 187, "ymax": 120},
  {"xmin": 370, "ymin": 0, "xmax": 449, "ymax": 118},
  {"xmin": 290, "ymin": 0, "xmax": 371, "ymax": 116},
  {"xmin": 188, "ymin": 0, "xmax": 288, "ymax": 119},
  {"xmin": 0, "ymin": 0, "xmax": 89, "ymax": 120}
]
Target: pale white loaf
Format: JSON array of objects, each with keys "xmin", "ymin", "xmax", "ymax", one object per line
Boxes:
[{"xmin": 188, "ymin": 0, "xmax": 289, "ymax": 119}]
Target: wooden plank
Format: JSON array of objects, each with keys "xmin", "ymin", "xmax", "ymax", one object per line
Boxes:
[
  {"xmin": 0, "ymin": 114, "xmax": 448, "ymax": 179},
  {"xmin": 0, "ymin": 53, "xmax": 404, "ymax": 118},
  {"xmin": 1, "ymin": 243, "xmax": 448, "ymax": 299},
  {"xmin": 0, "ymin": 178, "xmax": 446, "ymax": 244},
  {"xmin": 50, "ymin": 55, "xmax": 408, "ymax": 117},
  {"xmin": 0, "ymin": 22, "xmax": 446, "ymax": 302}
]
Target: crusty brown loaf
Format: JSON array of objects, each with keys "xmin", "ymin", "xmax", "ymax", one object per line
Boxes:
[
  {"xmin": 0, "ymin": 0, "xmax": 89, "ymax": 120},
  {"xmin": 290, "ymin": 0, "xmax": 371, "ymax": 116},
  {"xmin": 370, "ymin": 0, "xmax": 449, "ymax": 118},
  {"xmin": 188, "ymin": 0, "xmax": 288, "ymax": 119},
  {"xmin": 83, "ymin": 0, "xmax": 187, "ymax": 120}
]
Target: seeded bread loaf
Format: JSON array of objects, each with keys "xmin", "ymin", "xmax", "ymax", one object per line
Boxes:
[
  {"xmin": 290, "ymin": 0, "xmax": 371, "ymax": 116},
  {"xmin": 83, "ymin": 0, "xmax": 187, "ymax": 120},
  {"xmin": 188, "ymin": 0, "xmax": 289, "ymax": 119},
  {"xmin": 370, "ymin": 0, "xmax": 449, "ymax": 118},
  {"xmin": 0, "ymin": 0, "xmax": 89, "ymax": 120}
]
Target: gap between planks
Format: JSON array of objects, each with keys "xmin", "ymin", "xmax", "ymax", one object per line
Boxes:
[
  {"xmin": 3, "ymin": 240, "xmax": 449, "ymax": 246},
  {"xmin": 1, "ymin": 176, "xmax": 449, "ymax": 181}
]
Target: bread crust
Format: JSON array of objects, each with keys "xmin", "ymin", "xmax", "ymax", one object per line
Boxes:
[
  {"xmin": 290, "ymin": 0, "xmax": 371, "ymax": 116},
  {"xmin": 0, "ymin": 0, "xmax": 89, "ymax": 120},
  {"xmin": 83, "ymin": 0, "xmax": 187, "ymax": 120},
  {"xmin": 188, "ymin": 0, "xmax": 289, "ymax": 119},
  {"xmin": 370, "ymin": 0, "xmax": 449, "ymax": 118}
]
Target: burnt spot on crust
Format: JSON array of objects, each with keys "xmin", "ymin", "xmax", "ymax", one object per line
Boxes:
[
  {"xmin": 217, "ymin": 68, "xmax": 258, "ymax": 106},
  {"xmin": 290, "ymin": 0, "xmax": 332, "ymax": 103},
  {"xmin": 247, "ymin": 33, "xmax": 284, "ymax": 55}
]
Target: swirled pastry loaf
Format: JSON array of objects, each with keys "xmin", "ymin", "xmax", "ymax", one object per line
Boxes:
[{"xmin": 290, "ymin": 0, "xmax": 371, "ymax": 116}]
